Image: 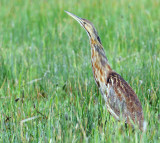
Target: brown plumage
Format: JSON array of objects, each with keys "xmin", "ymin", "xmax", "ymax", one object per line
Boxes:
[{"xmin": 65, "ymin": 11, "xmax": 144, "ymax": 130}]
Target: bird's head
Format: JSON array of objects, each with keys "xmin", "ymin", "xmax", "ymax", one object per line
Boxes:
[{"xmin": 65, "ymin": 11, "xmax": 101, "ymax": 44}]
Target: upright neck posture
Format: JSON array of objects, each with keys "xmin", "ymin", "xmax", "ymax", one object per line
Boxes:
[
  {"xmin": 66, "ymin": 11, "xmax": 145, "ymax": 131},
  {"xmin": 65, "ymin": 11, "xmax": 111, "ymax": 87}
]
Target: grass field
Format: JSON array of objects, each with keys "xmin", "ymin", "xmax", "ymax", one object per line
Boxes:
[{"xmin": 0, "ymin": 0, "xmax": 160, "ymax": 142}]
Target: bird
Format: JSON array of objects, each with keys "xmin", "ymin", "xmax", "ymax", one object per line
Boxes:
[{"xmin": 65, "ymin": 11, "xmax": 144, "ymax": 130}]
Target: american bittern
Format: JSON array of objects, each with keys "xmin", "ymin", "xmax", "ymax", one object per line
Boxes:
[{"xmin": 65, "ymin": 11, "xmax": 144, "ymax": 130}]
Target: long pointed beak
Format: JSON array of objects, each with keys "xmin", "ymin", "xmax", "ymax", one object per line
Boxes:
[{"xmin": 65, "ymin": 11, "xmax": 85, "ymax": 27}]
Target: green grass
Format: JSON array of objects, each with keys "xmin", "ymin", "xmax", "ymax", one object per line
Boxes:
[{"xmin": 0, "ymin": 0, "xmax": 160, "ymax": 142}]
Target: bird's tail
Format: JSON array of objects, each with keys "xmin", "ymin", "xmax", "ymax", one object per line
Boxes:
[{"xmin": 142, "ymin": 120, "xmax": 147, "ymax": 132}]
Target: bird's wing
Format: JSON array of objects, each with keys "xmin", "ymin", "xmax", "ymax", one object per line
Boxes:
[{"xmin": 105, "ymin": 71, "xmax": 144, "ymax": 126}]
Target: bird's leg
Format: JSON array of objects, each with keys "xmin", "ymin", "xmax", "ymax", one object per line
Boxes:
[{"xmin": 104, "ymin": 114, "xmax": 111, "ymax": 125}]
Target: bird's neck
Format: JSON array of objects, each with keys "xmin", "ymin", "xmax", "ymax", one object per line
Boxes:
[{"xmin": 90, "ymin": 38, "xmax": 112, "ymax": 80}]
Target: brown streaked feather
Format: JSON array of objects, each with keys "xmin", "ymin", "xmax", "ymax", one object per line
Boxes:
[
  {"xmin": 106, "ymin": 71, "xmax": 144, "ymax": 128},
  {"xmin": 65, "ymin": 11, "xmax": 144, "ymax": 130}
]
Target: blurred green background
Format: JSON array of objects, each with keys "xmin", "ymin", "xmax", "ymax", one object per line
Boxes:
[{"xmin": 0, "ymin": 0, "xmax": 160, "ymax": 142}]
